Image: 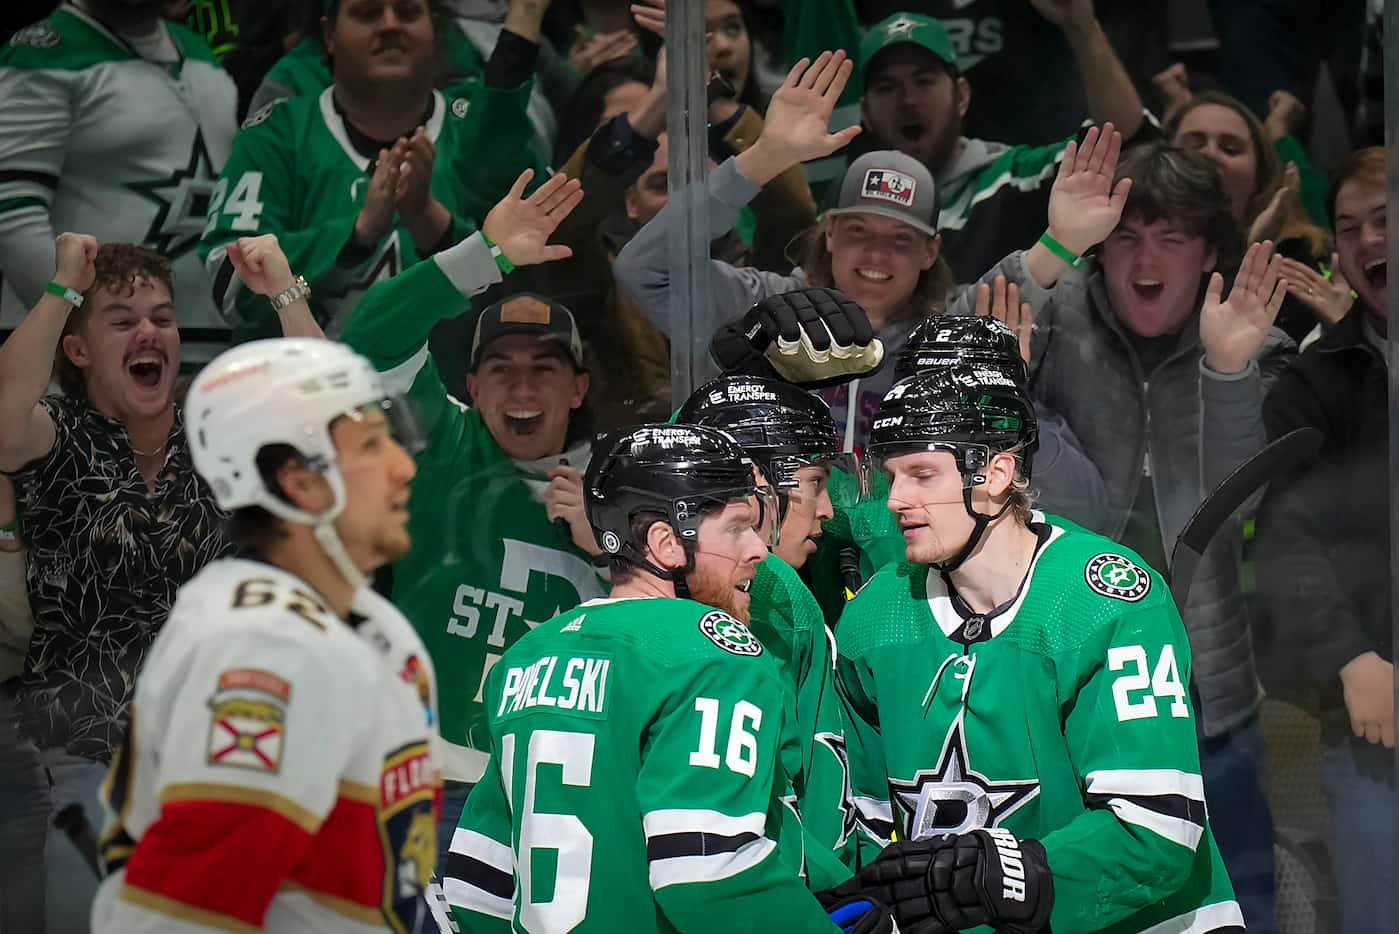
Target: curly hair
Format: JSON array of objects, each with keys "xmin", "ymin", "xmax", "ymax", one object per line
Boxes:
[{"xmin": 56, "ymin": 243, "xmax": 174, "ymax": 400}]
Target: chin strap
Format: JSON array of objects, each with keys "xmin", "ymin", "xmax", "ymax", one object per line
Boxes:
[
  {"xmin": 312, "ymin": 520, "xmax": 367, "ymax": 596},
  {"xmin": 929, "ymin": 481, "xmax": 1012, "ymax": 574}
]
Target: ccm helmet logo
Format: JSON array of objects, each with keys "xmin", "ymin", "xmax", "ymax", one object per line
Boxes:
[{"xmin": 872, "ymin": 416, "xmax": 903, "ymax": 429}]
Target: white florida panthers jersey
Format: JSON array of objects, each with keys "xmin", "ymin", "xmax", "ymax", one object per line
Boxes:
[{"xmin": 90, "ymin": 557, "xmax": 443, "ymax": 934}]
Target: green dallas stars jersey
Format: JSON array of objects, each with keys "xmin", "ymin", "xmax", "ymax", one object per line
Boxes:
[
  {"xmin": 446, "ymin": 596, "xmax": 841, "ymax": 933},
  {"xmin": 0, "ymin": 7, "xmax": 236, "ymax": 365},
  {"xmin": 805, "ymin": 467, "xmax": 903, "ymax": 626},
  {"xmin": 837, "ymin": 513, "xmax": 1242, "ymax": 934},
  {"xmin": 749, "ymin": 554, "xmax": 855, "ymax": 863},
  {"xmin": 198, "ymin": 73, "xmax": 542, "ymax": 343},
  {"xmin": 344, "ymin": 239, "xmax": 606, "ymax": 786}
]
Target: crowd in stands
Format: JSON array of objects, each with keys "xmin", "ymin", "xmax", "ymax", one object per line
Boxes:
[{"xmin": 0, "ymin": 0, "xmax": 1390, "ymax": 932}]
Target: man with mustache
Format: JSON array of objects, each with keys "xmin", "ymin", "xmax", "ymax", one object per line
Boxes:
[
  {"xmin": 0, "ymin": 230, "xmax": 319, "ymax": 932},
  {"xmin": 199, "ymin": 0, "xmax": 545, "ymax": 345}
]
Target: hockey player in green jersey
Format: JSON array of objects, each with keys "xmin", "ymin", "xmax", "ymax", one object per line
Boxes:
[
  {"xmin": 445, "ymin": 423, "xmax": 896, "ymax": 933},
  {"xmin": 676, "ymin": 374, "xmax": 857, "ymax": 859},
  {"xmin": 805, "ymin": 281, "xmax": 1107, "ymax": 625},
  {"xmin": 834, "ymin": 366, "xmax": 1243, "ymax": 933},
  {"xmin": 340, "ymin": 169, "xmax": 609, "ymax": 872},
  {"xmin": 199, "ymin": 0, "xmax": 547, "ymax": 343}
]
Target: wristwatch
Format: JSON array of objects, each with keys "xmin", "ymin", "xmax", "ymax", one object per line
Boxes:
[{"xmin": 269, "ymin": 275, "xmax": 312, "ymax": 312}]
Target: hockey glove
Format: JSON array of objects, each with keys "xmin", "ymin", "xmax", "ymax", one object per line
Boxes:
[
  {"xmin": 824, "ymin": 895, "xmax": 903, "ymax": 934},
  {"xmin": 709, "ymin": 287, "xmax": 884, "ymax": 389},
  {"xmin": 860, "ymin": 830, "xmax": 1053, "ymax": 934}
]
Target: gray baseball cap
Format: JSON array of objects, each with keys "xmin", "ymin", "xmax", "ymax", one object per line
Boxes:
[{"xmin": 825, "ymin": 150, "xmax": 939, "ymax": 237}]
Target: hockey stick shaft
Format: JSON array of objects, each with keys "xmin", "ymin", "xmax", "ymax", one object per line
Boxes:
[{"xmin": 1168, "ymin": 427, "xmax": 1324, "ymax": 614}]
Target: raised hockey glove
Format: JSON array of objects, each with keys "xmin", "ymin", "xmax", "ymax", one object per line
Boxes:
[
  {"xmin": 709, "ymin": 287, "xmax": 884, "ymax": 389},
  {"xmin": 860, "ymin": 830, "xmax": 1053, "ymax": 934}
]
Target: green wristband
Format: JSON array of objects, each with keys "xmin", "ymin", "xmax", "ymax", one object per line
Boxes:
[
  {"xmin": 45, "ymin": 281, "xmax": 84, "ymax": 307},
  {"xmin": 0, "ymin": 517, "xmax": 17, "ymax": 544},
  {"xmin": 1038, "ymin": 231, "xmax": 1082, "ymax": 267},
  {"xmin": 478, "ymin": 230, "xmax": 515, "ymax": 276}
]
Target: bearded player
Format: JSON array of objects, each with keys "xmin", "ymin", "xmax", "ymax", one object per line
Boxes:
[{"xmin": 445, "ymin": 423, "xmax": 895, "ymax": 933}]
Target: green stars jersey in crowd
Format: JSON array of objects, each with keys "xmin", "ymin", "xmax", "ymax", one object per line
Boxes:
[
  {"xmin": 0, "ymin": 7, "xmax": 236, "ymax": 365},
  {"xmin": 198, "ymin": 73, "xmax": 543, "ymax": 343},
  {"xmin": 343, "ymin": 237, "xmax": 605, "ymax": 786},
  {"xmin": 837, "ymin": 513, "xmax": 1243, "ymax": 934},
  {"xmin": 445, "ymin": 596, "xmax": 842, "ymax": 934}
]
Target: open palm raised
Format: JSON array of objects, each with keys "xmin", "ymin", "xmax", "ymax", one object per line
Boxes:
[
  {"xmin": 1200, "ymin": 240, "xmax": 1288, "ymax": 374},
  {"xmin": 481, "ymin": 169, "xmax": 584, "ymax": 268},
  {"xmin": 1046, "ymin": 123, "xmax": 1132, "ymax": 256},
  {"xmin": 757, "ymin": 51, "xmax": 863, "ymax": 166}
]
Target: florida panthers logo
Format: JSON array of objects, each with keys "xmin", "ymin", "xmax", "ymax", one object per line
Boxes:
[
  {"xmin": 397, "ymin": 810, "xmax": 437, "ymax": 898},
  {"xmin": 378, "ymin": 742, "xmax": 440, "ymax": 933}
]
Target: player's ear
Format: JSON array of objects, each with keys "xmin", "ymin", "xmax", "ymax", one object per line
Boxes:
[
  {"xmin": 984, "ymin": 450, "xmax": 1018, "ymax": 499},
  {"xmin": 275, "ymin": 455, "xmax": 334, "ymax": 515},
  {"xmin": 645, "ymin": 519, "xmax": 684, "ymax": 572}
]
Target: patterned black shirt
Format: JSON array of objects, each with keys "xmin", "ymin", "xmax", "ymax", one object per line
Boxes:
[{"xmin": 8, "ymin": 396, "xmax": 231, "ymax": 761}]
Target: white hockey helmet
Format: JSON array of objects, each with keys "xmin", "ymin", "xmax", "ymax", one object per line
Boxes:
[{"xmin": 186, "ymin": 338, "xmax": 419, "ymax": 528}]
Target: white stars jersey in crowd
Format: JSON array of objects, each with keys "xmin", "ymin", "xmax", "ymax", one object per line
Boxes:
[
  {"xmin": 0, "ymin": 5, "xmax": 236, "ymax": 366},
  {"xmin": 90, "ymin": 557, "xmax": 443, "ymax": 934}
]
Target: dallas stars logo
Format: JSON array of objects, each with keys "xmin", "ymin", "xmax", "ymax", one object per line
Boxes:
[
  {"xmin": 888, "ymin": 716, "xmax": 1039, "ymax": 840},
  {"xmin": 1085, "ymin": 553, "xmax": 1151, "ymax": 602},
  {"xmin": 126, "ymin": 131, "xmax": 218, "ymax": 259},
  {"xmin": 814, "ymin": 731, "xmax": 858, "ymax": 847},
  {"xmin": 883, "ymin": 14, "xmax": 920, "ymax": 40}
]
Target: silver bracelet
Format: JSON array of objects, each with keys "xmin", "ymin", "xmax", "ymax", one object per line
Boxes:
[{"xmin": 269, "ymin": 275, "xmax": 312, "ymax": 312}]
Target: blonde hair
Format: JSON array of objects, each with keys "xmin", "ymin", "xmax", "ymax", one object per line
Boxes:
[{"xmin": 795, "ymin": 220, "xmax": 956, "ymax": 325}]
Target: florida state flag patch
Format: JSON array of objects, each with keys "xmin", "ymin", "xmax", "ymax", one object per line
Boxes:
[{"xmin": 206, "ymin": 668, "xmax": 291, "ymax": 773}]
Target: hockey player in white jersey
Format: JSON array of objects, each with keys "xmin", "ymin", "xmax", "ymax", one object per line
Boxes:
[{"xmin": 90, "ymin": 338, "xmax": 444, "ymax": 933}]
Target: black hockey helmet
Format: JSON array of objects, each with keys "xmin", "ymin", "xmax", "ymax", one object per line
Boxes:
[
  {"xmin": 867, "ymin": 366, "xmax": 1038, "ymax": 571},
  {"xmin": 868, "ymin": 366, "xmax": 1038, "ymax": 473},
  {"xmin": 677, "ymin": 375, "xmax": 840, "ymax": 491},
  {"xmin": 893, "ymin": 314, "xmax": 1026, "ymax": 382},
  {"xmin": 585, "ymin": 423, "xmax": 759, "ymax": 580}
]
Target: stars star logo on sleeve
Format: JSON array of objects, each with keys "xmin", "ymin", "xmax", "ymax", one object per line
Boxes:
[
  {"xmin": 1085, "ymin": 553, "xmax": 1151, "ymax": 602},
  {"xmin": 698, "ymin": 611, "xmax": 764, "ymax": 656},
  {"xmin": 205, "ymin": 668, "xmax": 291, "ymax": 773},
  {"xmin": 888, "ymin": 715, "xmax": 1039, "ymax": 840},
  {"xmin": 815, "ymin": 731, "xmax": 859, "ymax": 846},
  {"xmin": 126, "ymin": 131, "xmax": 218, "ymax": 259}
]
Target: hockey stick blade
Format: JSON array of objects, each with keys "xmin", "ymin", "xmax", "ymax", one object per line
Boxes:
[{"xmin": 1168, "ymin": 427, "xmax": 1323, "ymax": 613}]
